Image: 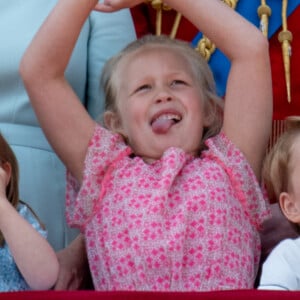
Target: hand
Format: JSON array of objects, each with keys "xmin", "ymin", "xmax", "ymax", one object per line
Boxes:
[
  {"xmin": 94, "ymin": 0, "xmax": 143, "ymax": 12},
  {"xmin": 53, "ymin": 234, "xmax": 93, "ymax": 290}
]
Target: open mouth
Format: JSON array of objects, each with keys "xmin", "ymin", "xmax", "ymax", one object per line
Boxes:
[{"xmin": 151, "ymin": 113, "xmax": 182, "ymax": 134}]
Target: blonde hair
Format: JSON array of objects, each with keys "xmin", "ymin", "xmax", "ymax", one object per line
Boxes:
[
  {"xmin": 100, "ymin": 34, "xmax": 223, "ymax": 149},
  {"xmin": 263, "ymin": 116, "xmax": 300, "ymax": 203},
  {"xmin": 0, "ymin": 133, "xmax": 20, "ymax": 247}
]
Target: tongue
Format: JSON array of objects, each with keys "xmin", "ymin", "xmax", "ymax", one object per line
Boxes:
[{"xmin": 151, "ymin": 118, "xmax": 175, "ymax": 134}]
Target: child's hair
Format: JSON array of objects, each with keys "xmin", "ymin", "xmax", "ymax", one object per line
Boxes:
[
  {"xmin": 100, "ymin": 34, "xmax": 224, "ymax": 149},
  {"xmin": 262, "ymin": 116, "xmax": 300, "ymax": 204},
  {"xmin": 0, "ymin": 133, "xmax": 20, "ymax": 246}
]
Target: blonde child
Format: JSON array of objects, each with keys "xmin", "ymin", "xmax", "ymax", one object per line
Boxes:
[
  {"xmin": 20, "ymin": 0, "xmax": 272, "ymax": 291},
  {"xmin": 259, "ymin": 116, "xmax": 300, "ymax": 290},
  {"xmin": 0, "ymin": 133, "xmax": 59, "ymax": 291}
]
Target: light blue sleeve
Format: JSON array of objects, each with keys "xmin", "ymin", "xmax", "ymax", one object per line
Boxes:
[
  {"xmin": 86, "ymin": 9, "xmax": 137, "ymax": 120},
  {"xmin": 18, "ymin": 203, "xmax": 47, "ymax": 239}
]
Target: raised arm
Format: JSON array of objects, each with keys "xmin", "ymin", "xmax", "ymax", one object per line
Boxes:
[
  {"xmin": 20, "ymin": 0, "xmax": 99, "ymax": 183},
  {"xmin": 95, "ymin": 0, "xmax": 273, "ymax": 179},
  {"xmin": 165, "ymin": 0, "xmax": 273, "ymax": 179}
]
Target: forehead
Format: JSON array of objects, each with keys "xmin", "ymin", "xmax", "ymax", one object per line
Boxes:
[{"xmin": 119, "ymin": 45, "xmax": 193, "ymax": 76}]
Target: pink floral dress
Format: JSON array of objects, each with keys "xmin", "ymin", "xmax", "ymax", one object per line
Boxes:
[{"xmin": 66, "ymin": 125, "xmax": 270, "ymax": 291}]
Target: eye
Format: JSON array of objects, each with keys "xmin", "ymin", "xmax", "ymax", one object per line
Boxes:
[
  {"xmin": 170, "ymin": 79, "xmax": 187, "ymax": 87},
  {"xmin": 134, "ymin": 84, "xmax": 152, "ymax": 93}
]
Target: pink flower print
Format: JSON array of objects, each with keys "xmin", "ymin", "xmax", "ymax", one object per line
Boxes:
[
  {"xmin": 120, "ymin": 183, "xmax": 133, "ymax": 196},
  {"xmin": 138, "ymin": 177, "xmax": 150, "ymax": 189}
]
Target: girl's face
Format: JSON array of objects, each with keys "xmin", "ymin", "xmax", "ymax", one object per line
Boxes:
[{"xmin": 108, "ymin": 47, "xmax": 210, "ymax": 163}]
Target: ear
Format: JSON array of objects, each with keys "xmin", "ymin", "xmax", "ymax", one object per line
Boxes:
[
  {"xmin": 1, "ymin": 162, "xmax": 12, "ymax": 187},
  {"xmin": 279, "ymin": 192, "xmax": 300, "ymax": 224},
  {"xmin": 103, "ymin": 111, "xmax": 126, "ymax": 137}
]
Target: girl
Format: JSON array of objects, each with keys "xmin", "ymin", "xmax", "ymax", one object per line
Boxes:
[
  {"xmin": 20, "ymin": 0, "xmax": 273, "ymax": 291},
  {"xmin": 0, "ymin": 133, "xmax": 59, "ymax": 291}
]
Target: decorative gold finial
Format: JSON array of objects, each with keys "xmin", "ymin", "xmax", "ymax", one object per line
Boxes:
[
  {"xmin": 257, "ymin": 0, "xmax": 272, "ymax": 37},
  {"xmin": 278, "ymin": 0, "xmax": 292, "ymax": 103},
  {"xmin": 146, "ymin": 0, "xmax": 172, "ymax": 36}
]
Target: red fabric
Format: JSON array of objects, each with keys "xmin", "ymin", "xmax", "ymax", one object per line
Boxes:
[
  {"xmin": 130, "ymin": 4, "xmax": 198, "ymax": 41},
  {"xmin": 1, "ymin": 290, "xmax": 300, "ymax": 300},
  {"xmin": 130, "ymin": 5, "xmax": 300, "ymax": 121}
]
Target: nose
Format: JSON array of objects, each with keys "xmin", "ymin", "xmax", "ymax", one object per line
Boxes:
[{"xmin": 154, "ymin": 89, "xmax": 173, "ymax": 104}]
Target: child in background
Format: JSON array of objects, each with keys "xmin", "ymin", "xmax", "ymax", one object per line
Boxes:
[
  {"xmin": 259, "ymin": 116, "xmax": 300, "ymax": 290},
  {"xmin": 20, "ymin": 0, "xmax": 272, "ymax": 291},
  {"xmin": 0, "ymin": 133, "xmax": 59, "ymax": 291}
]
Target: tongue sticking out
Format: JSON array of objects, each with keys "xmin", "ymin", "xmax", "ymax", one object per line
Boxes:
[{"xmin": 151, "ymin": 118, "xmax": 175, "ymax": 134}]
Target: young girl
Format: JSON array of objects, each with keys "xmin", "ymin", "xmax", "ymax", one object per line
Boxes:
[
  {"xmin": 0, "ymin": 133, "xmax": 59, "ymax": 291},
  {"xmin": 258, "ymin": 116, "xmax": 300, "ymax": 290},
  {"xmin": 20, "ymin": 0, "xmax": 273, "ymax": 291}
]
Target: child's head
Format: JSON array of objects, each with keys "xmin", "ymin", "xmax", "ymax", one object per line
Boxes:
[
  {"xmin": 263, "ymin": 116, "xmax": 300, "ymax": 230},
  {"xmin": 101, "ymin": 34, "xmax": 223, "ymax": 162},
  {"xmin": 0, "ymin": 133, "xmax": 19, "ymax": 207}
]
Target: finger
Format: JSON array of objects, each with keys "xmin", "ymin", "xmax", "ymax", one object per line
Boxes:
[
  {"xmin": 53, "ymin": 273, "xmax": 71, "ymax": 290},
  {"xmin": 93, "ymin": 3, "xmax": 117, "ymax": 12}
]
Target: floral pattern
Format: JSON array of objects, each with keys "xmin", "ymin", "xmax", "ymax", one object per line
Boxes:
[{"xmin": 66, "ymin": 125, "xmax": 270, "ymax": 291}]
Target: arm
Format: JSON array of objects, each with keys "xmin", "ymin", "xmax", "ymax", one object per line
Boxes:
[
  {"xmin": 95, "ymin": 0, "xmax": 273, "ymax": 179},
  {"xmin": 20, "ymin": 0, "xmax": 99, "ymax": 183},
  {"xmin": 167, "ymin": 0, "xmax": 273, "ymax": 179},
  {"xmin": 0, "ymin": 167, "xmax": 59, "ymax": 290},
  {"xmin": 54, "ymin": 234, "xmax": 93, "ymax": 290}
]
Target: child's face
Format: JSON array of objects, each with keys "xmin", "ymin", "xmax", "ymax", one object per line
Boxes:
[
  {"xmin": 280, "ymin": 136, "xmax": 300, "ymax": 224},
  {"xmin": 113, "ymin": 47, "xmax": 210, "ymax": 162}
]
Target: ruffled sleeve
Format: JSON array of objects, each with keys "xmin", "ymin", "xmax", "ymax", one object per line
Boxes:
[
  {"xmin": 18, "ymin": 203, "xmax": 47, "ymax": 239},
  {"xmin": 66, "ymin": 125, "xmax": 131, "ymax": 230},
  {"xmin": 204, "ymin": 132, "xmax": 271, "ymax": 229}
]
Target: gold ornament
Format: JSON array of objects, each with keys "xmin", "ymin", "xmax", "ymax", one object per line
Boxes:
[
  {"xmin": 278, "ymin": 0, "xmax": 292, "ymax": 103},
  {"xmin": 257, "ymin": 0, "xmax": 272, "ymax": 37}
]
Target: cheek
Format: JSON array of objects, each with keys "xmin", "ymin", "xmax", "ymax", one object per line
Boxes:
[{"xmin": 189, "ymin": 96, "xmax": 205, "ymax": 122}]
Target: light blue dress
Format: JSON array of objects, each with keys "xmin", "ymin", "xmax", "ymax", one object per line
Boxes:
[
  {"xmin": 0, "ymin": 203, "xmax": 46, "ymax": 291},
  {"xmin": 0, "ymin": 1, "xmax": 136, "ymax": 251}
]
